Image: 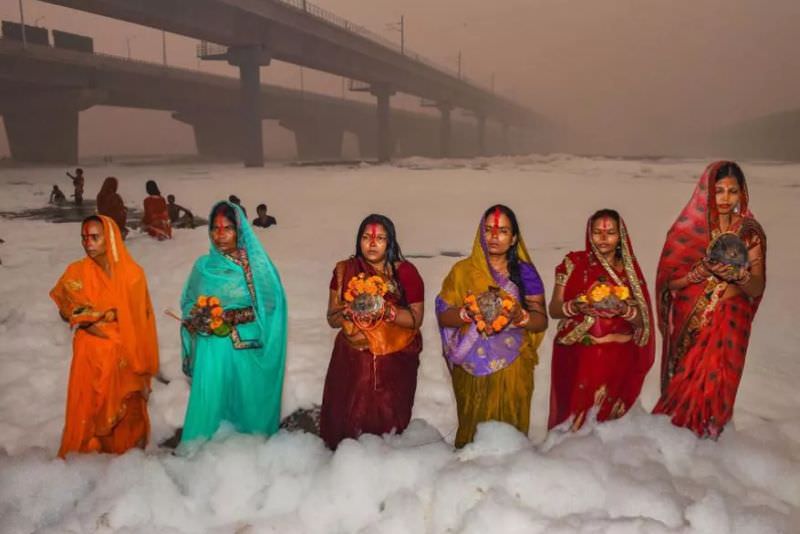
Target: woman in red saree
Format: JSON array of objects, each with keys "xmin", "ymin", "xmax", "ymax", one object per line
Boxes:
[
  {"xmin": 50, "ymin": 215, "xmax": 159, "ymax": 457},
  {"xmin": 96, "ymin": 177, "xmax": 128, "ymax": 239},
  {"xmin": 548, "ymin": 209, "xmax": 654, "ymax": 431},
  {"xmin": 142, "ymin": 180, "xmax": 172, "ymax": 240},
  {"xmin": 652, "ymin": 161, "xmax": 766, "ymax": 439},
  {"xmin": 320, "ymin": 214, "xmax": 424, "ymax": 449}
]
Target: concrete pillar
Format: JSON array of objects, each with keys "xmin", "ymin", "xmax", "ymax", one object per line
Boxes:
[
  {"xmin": 4, "ymin": 108, "xmax": 78, "ymax": 164},
  {"xmin": 438, "ymin": 103, "xmax": 452, "ymax": 158},
  {"xmin": 370, "ymin": 83, "xmax": 393, "ymax": 162},
  {"xmin": 227, "ymin": 45, "xmax": 271, "ymax": 167},
  {"xmin": 0, "ymin": 89, "xmax": 103, "ymax": 164},
  {"xmin": 283, "ymin": 120, "xmax": 344, "ymax": 161},
  {"xmin": 173, "ymin": 111, "xmax": 242, "ymax": 160}
]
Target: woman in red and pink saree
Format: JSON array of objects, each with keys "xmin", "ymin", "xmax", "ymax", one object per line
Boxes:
[
  {"xmin": 652, "ymin": 161, "xmax": 766, "ymax": 439},
  {"xmin": 548, "ymin": 209, "xmax": 654, "ymax": 431},
  {"xmin": 141, "ymin": 180, "xmax": 172, "ymax": 240},
  {"xmin": 320, "ymin": 214, "xmax": 424, "ymax": 449}
]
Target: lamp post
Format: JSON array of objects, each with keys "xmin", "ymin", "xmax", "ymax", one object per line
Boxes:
[
  {"xmin": 125, "ymin": 35, "xmax": 136, "ymax": 59},
  {"xmin": 18, "ymin": 0, "xmax": 27, "ymax": 48},
  {"xmin": 386, "ymin": 15, "xmax": 404, "ymax": 55}
]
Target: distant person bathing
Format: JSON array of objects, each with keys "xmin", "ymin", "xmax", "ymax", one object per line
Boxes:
[{"xmin": 252, "ymin": 204, "xmax": 277, "ymax": 228}]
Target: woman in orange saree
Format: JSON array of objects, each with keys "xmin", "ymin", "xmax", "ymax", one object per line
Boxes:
[
  {"xmin": 652, "ymin": 161, "xmax": 766, "ymax": 439},
  {"xmin": 142, "ymin": 180, "xmax": 172, "ymax": 240},
  {"xmin": 547, "ymin": 209, "xmax": 654, "ymax": 431},
  {"xmin": 50, "ymin": 215, "xmax": 159, "ymax": 457}
]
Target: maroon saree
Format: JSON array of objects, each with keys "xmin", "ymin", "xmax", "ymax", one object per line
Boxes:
[{"xmin": 319, "ymin": 257, "xmax": 424, "ymax": 449}]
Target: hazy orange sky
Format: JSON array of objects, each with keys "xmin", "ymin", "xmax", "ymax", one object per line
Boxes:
[{"xmin": 1, "ymin": 0, "xmax": 799, "ymax": 158}]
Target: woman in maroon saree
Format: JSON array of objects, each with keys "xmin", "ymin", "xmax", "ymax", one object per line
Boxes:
[
  {"xmin": 320, "ymin": 214, "xmax": 424, "ymax": 449},
  {"xmin": 96, "ymin": 177, "xmax": 128, "ymax": 239},
  {"xmin": 652, "ymin": 161, "xmax": 766, "ymax": 439},
  {"xmin": 548, "ymin": 209, "xmax": 654, "ymax": 431}
]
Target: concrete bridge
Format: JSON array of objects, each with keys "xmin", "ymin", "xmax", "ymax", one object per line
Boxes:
[
  {"xmin": 38, "ymin": 0, "xmax": 543, "ymax": 165},
  {"xmin": 0, "ymin": 37, "xmax": 529, "ymax": 164}
]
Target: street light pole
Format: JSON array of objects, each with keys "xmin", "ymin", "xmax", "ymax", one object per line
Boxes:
[
  {"xmin": 125, "ymin": 35, "xmax": 136, "ymax": 59},
  {"xmin": 400, "ymin": 15, "xmax": 404, "ymax": 55},
  {"xmin": 18, "ymin": 0, "xmax": 27, "ymax": 48},
  {"xmin": 386, "ymin": 15, "xmax": 404, "ymax": 55}
]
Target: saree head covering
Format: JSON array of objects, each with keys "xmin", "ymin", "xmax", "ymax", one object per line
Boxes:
[
  {"xmin": 436, "ymin": 214, "xmax": 544, "ymax": 376},
  {"xmin": 653, "ymin": 161, "xmax": 766, "ymax": 438},
  {"xmin": 548, "ymin": 211, "xmax": 654, "ymax": 430},
  {"xmin": 179, "ymin": 201, "xmax": 287, "ymax": 444},
  {"xmin": 51, "ymin": 215, "xmax": 159, "ymax": 456}
]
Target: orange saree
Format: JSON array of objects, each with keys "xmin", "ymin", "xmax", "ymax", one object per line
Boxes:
[{"xmin": 50, "ymin": 216, "xmax": 159, "ymax": 457}]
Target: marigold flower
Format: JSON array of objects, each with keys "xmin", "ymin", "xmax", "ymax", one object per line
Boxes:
[
  {"xmin": 590, "ymin": 284, "xmax": 612, "ymax": 303},
  {"xmin": 210, "ymin": 318, "xmax": 223, "ymax": 330},
  {"xmin": 208, "ymin": 296, "xmax": 220, "ymax": 307},
  {"xmin": 476, "ymin": 320, "xmax": 487, "ymax": 331},
  {"xmin": 196, "ymin": 295, "xmax": 209, "ymax": 307},
  {"xmin": 210, "ymin": 306, "xmax": 223, "ymax": 317},
  {"xmin": 501, "ymin": 298, "xmax": 514, "ymax": 311},
  {"xmin": 613, "ymin": 286, "xmax": 630, "ymax": 300}
]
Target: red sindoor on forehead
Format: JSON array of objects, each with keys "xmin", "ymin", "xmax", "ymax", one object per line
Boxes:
[
  {"xmin": 492, "ymin": 207, "xmax": 502, "ymax": 228},
  {"xmin": 595, "ymin": 216, "xmax": 617, "ymax": 231}
]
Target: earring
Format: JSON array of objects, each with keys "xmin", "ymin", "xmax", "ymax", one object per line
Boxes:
[{"xmin": 733, "ymin": 203, "xmax": 740, "ymax": 214}]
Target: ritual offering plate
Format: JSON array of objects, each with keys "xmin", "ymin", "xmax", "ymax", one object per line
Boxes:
[{"xmin": 708, "ymin": 233, "xmax": 749, "ymax": 268}]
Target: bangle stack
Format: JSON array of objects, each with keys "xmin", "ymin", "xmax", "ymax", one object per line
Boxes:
[
  {"xmin": 622, "ymin": 303, "xmax": 638, "ymax": 321},
  {"xmin": 734, "ymin": 269, "xmax": 752, "ymax": 286},
  {"xmin": 513, "ymin": 309, "xmax": 530, "ymax": 327},
  {"xmin": 686, "ymin": 267, "xmax": 707, "ymax": 284},
  {"xmin": 562, "ymin": 300, "xmax": 578, "ymax": 318},
  {"xmin": 459, "ymin": 307, "xmax": 473, "ymax": 324},
  {"xmin": 383, "ymin": 304, "xmax": 397, "ymax": 323}
]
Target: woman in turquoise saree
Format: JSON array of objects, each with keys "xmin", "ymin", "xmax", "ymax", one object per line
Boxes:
[{"xmin": 179, "ymin": 201, "xmax": 287, "ymax": 448}]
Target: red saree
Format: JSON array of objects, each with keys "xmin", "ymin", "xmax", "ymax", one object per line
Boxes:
[
  {"xmin": 652, "ymin": 161, "xmax": 767, "ymax": 438},
  {"xmin": 548, "ymin": 215, "xmax": 654, "ymax": 431},
  {"xmin": 142, "ymin": 195, "xmax": 173, "ymax": 240},
  {"xmin": 319, "ymin": 257, "xmax": 423, "ymax": 449},
  {"xmin": 96, "ymin": 177, "xmax": 127, "ymax": 238},
  {"xmin": 50, "ymin": 216, "xmax": 159, "ymax": 457}
]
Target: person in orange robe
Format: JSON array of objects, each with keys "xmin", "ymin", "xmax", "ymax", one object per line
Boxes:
[
  {"xmin": 50, "ymin": 215, "xmax": 159, "ymax": 457},
  {"xmin": 142, "ymin": 180, "xmax": 172, "ymax": 240}
]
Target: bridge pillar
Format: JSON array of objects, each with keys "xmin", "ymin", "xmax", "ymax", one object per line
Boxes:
[
  {"xmin": 217, "ymin": 45, "xmax": 271, "ymax": 167},
  {"xmin": 370, "ymin": 83, "xmax": 394, "ymax": 162},
  {"xmin": 438, "ymin": 103, "xmax": 453, "ymax": 158},
  {"xmin": 502, "ymin": 123, "xmax": 510, "ymax": 155},
  {"xmin": 173, "ymin": 111, "xmax": 243, "ymax": 160},
  {"xmin": 0, "ymin": 89, "xmax": 102, "ymax": 164},
  {"xmin": 281, "ymin": 119, "xmax": 344, "ymax": 161}
]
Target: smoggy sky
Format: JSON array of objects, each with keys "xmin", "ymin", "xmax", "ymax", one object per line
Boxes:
[{"xmin": 1, "ymin": 0, "xmax": 799, "ymax": 157}]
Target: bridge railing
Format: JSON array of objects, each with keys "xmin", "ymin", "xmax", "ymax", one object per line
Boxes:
[{"xmin": 195, "ymin": 0, "xmax": 496, "ymax": 97}]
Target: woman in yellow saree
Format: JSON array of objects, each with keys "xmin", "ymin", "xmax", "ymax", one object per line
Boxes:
[{"xmin": 436, "ymin": 205, "xmax": 548, "ymax": 447}]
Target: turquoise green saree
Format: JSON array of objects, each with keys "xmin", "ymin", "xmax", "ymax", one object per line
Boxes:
[{"xmin": 179, "ymin": 201, "xmax": 287, "ymax": 447}]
